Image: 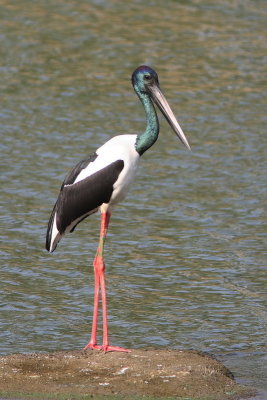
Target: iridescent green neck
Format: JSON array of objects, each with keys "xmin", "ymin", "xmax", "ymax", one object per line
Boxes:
[{"xmin": 135, "ymin": 91, "xmax": 159, "ymax": 156}]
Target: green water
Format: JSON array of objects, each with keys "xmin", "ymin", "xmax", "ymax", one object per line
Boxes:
[{"xmin": 1, "ymin": 0, "xmax": 266, "ymax": 396}]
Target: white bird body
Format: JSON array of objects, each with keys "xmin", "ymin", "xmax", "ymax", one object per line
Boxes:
[
  {"xmin": 74, "ymin": 135, "xmax": 139, "ymax": 185},
  {"xmin": 47, "ymin": 134, "xmax": 140, "ymax": 253},
  {"xmin": 102, "ymin": 135, "xmax": 140, "ymax": 208}
]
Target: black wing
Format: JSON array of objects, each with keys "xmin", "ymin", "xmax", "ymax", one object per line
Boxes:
[
  {"xmin": 62, "ymin": 152, "xmax": 98, "ymax": 186},
  {"xmin": 46, "ymin": 159, "xmax": 124, "ymax": 251}
]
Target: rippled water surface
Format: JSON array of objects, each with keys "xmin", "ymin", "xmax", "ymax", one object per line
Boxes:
[{"xmin": 1, "ymin": 0, "xmax": 266, "ymax": 396}]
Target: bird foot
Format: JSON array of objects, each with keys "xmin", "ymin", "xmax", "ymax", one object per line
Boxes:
[
  {"xmin": 83, "ymin": 343, "xmax": 130, "ymax": 353},
  {"xmin": 102, "ymin": 345, "xmax": 131, "ymax": 353}
]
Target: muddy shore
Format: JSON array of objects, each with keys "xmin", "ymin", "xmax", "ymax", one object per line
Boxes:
[{"xmin": 0, "ymin": 348, "xmax": 254, "ymax": 399}]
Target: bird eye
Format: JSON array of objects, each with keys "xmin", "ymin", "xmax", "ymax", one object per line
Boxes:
[{"xmin": 144, "ymin": 74, "xmax": 151, "ymax": 80}]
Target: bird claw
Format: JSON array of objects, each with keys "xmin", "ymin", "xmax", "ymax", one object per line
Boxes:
[
  {"xmin": 83, "ymin": 343, "xmax": 130, "ymax": 353},
  {"xmin": 102, "ymin": 345, "xmax": 131, "ymax": 353}
]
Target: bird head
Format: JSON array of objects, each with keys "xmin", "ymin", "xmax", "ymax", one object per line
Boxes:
[
  {"xmin": 131, "ymin": 65, "xmax": 160, "ymax": 94},
  {"xmin": 132, "ymin": 65, "xmax": 191, "ymax": 150}
]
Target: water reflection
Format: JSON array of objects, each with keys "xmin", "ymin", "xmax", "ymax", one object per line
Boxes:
[{"xmin": 1, "ymin": 0, "xmax": 266, "ymax": 394}]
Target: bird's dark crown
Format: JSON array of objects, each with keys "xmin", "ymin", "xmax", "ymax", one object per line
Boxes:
[{"xmin": 131, "ymin": 65, "xmax": 159, "ymax": 93}]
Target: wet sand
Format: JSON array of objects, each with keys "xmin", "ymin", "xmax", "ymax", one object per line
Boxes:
[{"xmin": 0, "ymin": 348, "xmax": 255, "ymax": 399}]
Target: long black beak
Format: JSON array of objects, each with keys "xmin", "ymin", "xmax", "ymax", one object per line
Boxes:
[{"xmin": 149, "ymin": 84, "xmax": 191, "ymax": 150}]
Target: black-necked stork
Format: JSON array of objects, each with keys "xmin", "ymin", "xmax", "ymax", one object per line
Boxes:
[{"xmin": 46, "ymin": 65, "xmax": 191, "ymax": 352}]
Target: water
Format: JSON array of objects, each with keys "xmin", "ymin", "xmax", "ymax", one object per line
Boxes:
[{"xmin": 1, "ymin": 0, "xmax": 266, "ymax": 397}]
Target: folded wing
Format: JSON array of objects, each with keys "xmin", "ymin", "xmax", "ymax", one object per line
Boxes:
[{"xmin": 46, "ymin": 157, "xmax": 124, "ymax": 252}]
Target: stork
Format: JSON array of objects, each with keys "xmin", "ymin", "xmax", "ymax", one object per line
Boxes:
[{"xmin": 46, "ymin": 65, "xmax": 191, "ymax": 352}]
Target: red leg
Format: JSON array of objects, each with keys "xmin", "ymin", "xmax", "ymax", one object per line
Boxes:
[
  {"xmin": 84, "ymin": 212, "xmax": 130, "ymax": 353},
  {"xmin": 83, "ymin": 262, "xmax": 101, "ymax": 350}
]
